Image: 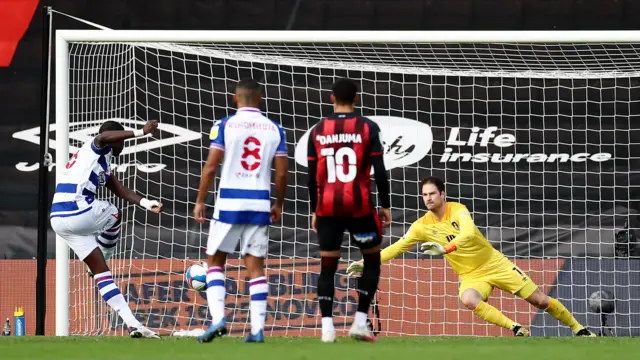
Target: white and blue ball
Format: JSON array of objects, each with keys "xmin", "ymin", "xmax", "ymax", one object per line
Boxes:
[{"xmin": 186, "ymin": 262, "xmax": 207, "ymax": 291}]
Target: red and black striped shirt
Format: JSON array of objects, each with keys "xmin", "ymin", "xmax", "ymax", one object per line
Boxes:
[{"xmin": 307, "ymin": 112, "xmax": 390, "ymax": 217}]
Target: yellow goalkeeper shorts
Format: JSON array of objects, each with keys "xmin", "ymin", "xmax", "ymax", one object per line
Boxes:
[{"xmin": 458, "ymin": 257, "xmax": 538, "ymax": 301}]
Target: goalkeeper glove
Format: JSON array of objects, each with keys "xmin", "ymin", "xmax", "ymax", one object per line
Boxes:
[
  {"xmin": 346, "ymin": 261, "xmax": 364, "ymax": 276},
  {"xmin": 420, "ymin": 242, "xmax": 446, "ymax": 256}
]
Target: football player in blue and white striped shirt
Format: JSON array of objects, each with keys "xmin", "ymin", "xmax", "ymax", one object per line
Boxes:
[
  {"xmin": 193, "ymin": 78, "xmax": 288, "ymax": 343},
  {"xmin": 50, "ymin": 119, "xmax": 163, "ymax": 339}
]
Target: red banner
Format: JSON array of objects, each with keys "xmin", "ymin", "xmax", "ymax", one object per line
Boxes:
[{"xmin": 0, "ymin": 0, "xmax": 39, "ymax": 67}]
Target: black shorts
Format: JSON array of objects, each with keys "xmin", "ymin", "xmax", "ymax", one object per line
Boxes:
[{"xmin": 315, "ymin": 212, "xmax": 382, "ymax": 251}]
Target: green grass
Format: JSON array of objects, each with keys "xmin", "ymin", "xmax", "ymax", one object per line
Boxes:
[{"xmin": 1, "ymin": 336, "xmax": 639, "ymax": 360}]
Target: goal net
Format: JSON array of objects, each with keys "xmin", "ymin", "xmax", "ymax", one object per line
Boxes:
[{"xmin": 55, "ymin": 31, "xmax": 640, "ymax": 337}]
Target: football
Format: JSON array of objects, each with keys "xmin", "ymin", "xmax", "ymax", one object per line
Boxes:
[
  {"xmin": 588, "ymin": 290, "xmax": 615, "ymax": 314},
  {"xmin": 185, "ymin": 262, "xmax": 207, "ymax": 291}
]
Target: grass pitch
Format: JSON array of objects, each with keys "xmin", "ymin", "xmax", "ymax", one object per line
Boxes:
[{"xmin": 1, "ymin": 336, "xmax": 639, "ymax": 360}]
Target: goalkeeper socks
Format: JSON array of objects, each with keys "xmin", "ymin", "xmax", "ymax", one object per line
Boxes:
[
  {"xmin": 94, "ymin": 271, "xmax": 142, "ymax": 328},
  {"xmin": 205, "ymin": 266, "xmax": 226, "ymax": 325},
  {"xmin": 472, "ymin": 301, "xmax": 515, "ymax": 330},
  {"xmin": 249, "ymin": 276, "xmax": 268, "ymax": 335},
  {"xmin": 356, "ymin": 252, "xmax": 381, "ymax": 317},
  {"xmin": 317, "ymin": 256, "xmax": 339, "ymax": 331},
  {"xmin": 545, "ymin": 297, "xmax": 582, "ymax": 333}
]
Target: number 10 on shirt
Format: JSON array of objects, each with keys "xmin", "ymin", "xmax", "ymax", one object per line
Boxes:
[{"xmin": 321, "ymin": 147, "xmax": 357, "ymax": 183}]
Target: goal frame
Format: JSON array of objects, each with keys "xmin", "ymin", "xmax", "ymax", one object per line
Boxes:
[{"xmin": 54, "ymin": 29, "xmax": 640, "ymax": 336}]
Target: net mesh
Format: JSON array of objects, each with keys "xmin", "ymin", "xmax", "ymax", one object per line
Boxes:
[{"xmin": 63, "ymin": 40, "xmax": 640, "ymax": 337}]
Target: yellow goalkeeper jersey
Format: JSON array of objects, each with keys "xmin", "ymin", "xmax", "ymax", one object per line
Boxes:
[{"xmin": 380, "ymin": 202, "xmax": 504, "ymax": 276}]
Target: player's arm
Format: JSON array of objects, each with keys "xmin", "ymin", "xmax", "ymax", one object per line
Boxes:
[
  {"xmin": 94, "ymin": 120, "xmax": 158, "ymax": 148},
  {"xmin": 369, "ymin": 121, "xmax": 391, "ymax": 227},
  {"xmin": 420, "ymin": 205, "xmax": 475, "ymax": 256},
  {"xmin": 347, "ymin": 221, "xmax": 429, "ymax": 275},
  {"xmin": 106, "ymin": 174, "xmax": 163, "ymax": 213},
  {"xmin": 271, "ymin": 126, "xmax": 288, "ymax": 222},
  {"xmin": 306, "ymin": 127, "xmax": 319, "ymax": 229},
  {"xmin": 380, "ymin": 230, "xmax": 424, "ymax": 263},
  {"xmin": 193, "ymin": 120, "xmax": 225, "ymax": 223}
]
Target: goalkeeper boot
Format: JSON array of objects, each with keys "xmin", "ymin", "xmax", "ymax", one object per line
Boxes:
[
  {"xmin": 349, "ymin": 322, "xmax": 378, "ymax": 342},
  {"xmin": 197, "ymin": 319, "xmax": 228, "ymax": 343},
  {"xmin": 512, "ymin": 324, "xmax": 530, "ymax": 337},
  {"xmin": 576, "ymin": 328, "xmax": 597, "ymax": 337},
  {"xmin": 244, "ymin": 329, "xmax": 264, "ymax": 343},
  {"xmin": 129, "ymin": 326, "xmax": 160, "ymax": 339}
]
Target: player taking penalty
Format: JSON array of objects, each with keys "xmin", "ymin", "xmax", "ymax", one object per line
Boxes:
[
  {"xmin": 50, "ymin": 119, "xmax": 163, "ymax": 339},
  {"xmin": 347, "ymin": 176, "xmax": 596, "ymax": 337},
  {"xmin": 193, "ymin": 78, "xmax": 288, "ymax": 344},
  {"xmin": 308, "ymin": 78, "xmax": 391, "ymax": 343}
]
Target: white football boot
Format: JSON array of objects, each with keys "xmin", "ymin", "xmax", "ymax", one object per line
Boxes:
[
  {"xmin": 129, "ymin": 326, "xmax": 160, "ymax": 339},
  {"xmin": 349, "ymin": 322, "xmax": 378, "ymax": 342}
]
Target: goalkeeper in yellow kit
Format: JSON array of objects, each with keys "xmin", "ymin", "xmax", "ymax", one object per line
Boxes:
[{"xmin": 347, "ymin": 176, "xmax": 596, "ymax": 337}]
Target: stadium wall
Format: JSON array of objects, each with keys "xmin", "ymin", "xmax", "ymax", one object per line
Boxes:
[
  {"xmin": 4, "ymin": 258, "xmax": 639, "ymax": 336},
  {"xmin": 0, "ymin": 258, "xmax": 565, "ymax": 336}
]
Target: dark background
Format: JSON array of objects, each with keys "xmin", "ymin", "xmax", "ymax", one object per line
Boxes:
[{"xmin": 2, "ymin": 0, "xmax": 640, "ymax": 260}]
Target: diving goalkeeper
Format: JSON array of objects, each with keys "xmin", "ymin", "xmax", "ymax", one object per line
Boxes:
[{"xmin": 347, "ymin": 176, "xmax": 596, "ymax": 337}]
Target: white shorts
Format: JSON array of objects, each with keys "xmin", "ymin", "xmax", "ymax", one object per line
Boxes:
[
  {"xmin": 206, "ymin": 220, "xmax": 269, "ymax": 258},
  {"xmin": 50, "ymin": 200, "xmax": 119, "ymax": 261}
]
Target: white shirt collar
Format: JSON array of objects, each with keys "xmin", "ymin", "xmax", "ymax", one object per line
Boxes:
[{"xmin": 237, "ymin": 107, "xmax": 261, "ymax": 113}]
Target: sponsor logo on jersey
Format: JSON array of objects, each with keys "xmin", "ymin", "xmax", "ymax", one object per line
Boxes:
[
  {"xmin": 295, "ymin": 115, "xmax": 433, "ymax": 171},
  {"xmin": 97, "ymin": 172, "xmax": 107, "ymax": 186},
  {"xmin": 12, "ymin": 118, "xmax": 201, "ymax": 173}
]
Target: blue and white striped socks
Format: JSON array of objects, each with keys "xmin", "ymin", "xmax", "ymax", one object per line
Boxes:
[
  {"xmin": 206, "ymin": 266, "xmax": 226, "ymax": 325},
  {"xmin": 249, "ymin": 276, "xmax": 268, "ymax": 335},
  {"xmin": 204, "ymin": 267, "xmax": 268, "ymax": 335},
  {"xmin": 97, "ymin": 221, "xmax": 120, "ymax": 262},
  {"xmin": 95, "ymin": 271, "xmax": 141, "ymax": 329}
]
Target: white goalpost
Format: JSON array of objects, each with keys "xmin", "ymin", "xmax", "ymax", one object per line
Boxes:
[{"xmin": 55, "ymin": 30, "xmax": 640, "ymax": 337}]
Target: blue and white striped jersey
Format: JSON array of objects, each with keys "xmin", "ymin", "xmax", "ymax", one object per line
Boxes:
[
  {"xmin": 50, "ymin": 139, "xmax": 113, "ymax": 218},
  {"xmin": 209, "ymin": 107, "xmax": 287, "ymax": 225}
]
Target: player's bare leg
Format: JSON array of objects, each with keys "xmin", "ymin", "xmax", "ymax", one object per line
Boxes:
[
  {"xmin": 348, "ymin": 244, "xmax": 381, "ymax": 342},
  {"xmin": 198, "ymin": 251, "xmax": 229, "ymax": 343},
  {"xmin": 460, "ymin": 288, "xmax": 527, "ymax": 336},
  {"xmin": 318, "ymin": 249, "xmax": 340, "ymax": 343},
  {"xmin": 523, "ymin": 288, "xmax": 596, "ymax": 337},
  {"xmin": 242, "ymin": 254, "xmax": 267, "ymax": 343},
  {"xmin": 84, "ymin": 248, "xmax": 159, "ymax": 339}
]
